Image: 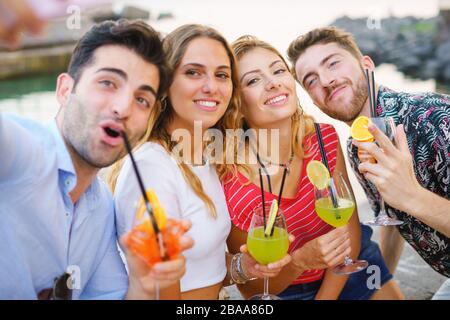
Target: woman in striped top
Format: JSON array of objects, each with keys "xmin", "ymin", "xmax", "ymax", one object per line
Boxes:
[{"xmin": 220, "ymin": 35, "xmax": 403, "ymax": 299}]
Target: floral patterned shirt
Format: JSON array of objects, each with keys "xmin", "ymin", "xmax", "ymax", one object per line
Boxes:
[{"xmin": 346, "ymin": 86, "xmax": 450, "ymax": 277}]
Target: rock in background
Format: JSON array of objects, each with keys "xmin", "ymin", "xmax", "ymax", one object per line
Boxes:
[{"xmin": 330, "ymin": 13, "xmax": 450, "ymax": 84}]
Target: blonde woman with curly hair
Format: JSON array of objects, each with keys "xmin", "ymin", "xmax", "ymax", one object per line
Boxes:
[
  {"xmin": 221, "ymin": 35, "xmax": 403, "ymax": 300},
  {"xmin": 108, "ymin": 25, "xmax": 290, "ymax": 300}
]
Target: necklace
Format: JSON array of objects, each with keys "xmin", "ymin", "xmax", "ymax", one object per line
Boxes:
[
  {"xmin": 256, "ymin": 152, "xmax": 294, "ymax": 174},
  {"xmin": 254, "ymin": 149, "xmax": 293, "ymax": 196},
  {"xmin": 251, "ymin": 140, "xmax": 294, "ymax": 173}
]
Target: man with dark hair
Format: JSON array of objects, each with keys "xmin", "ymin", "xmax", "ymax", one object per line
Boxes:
[
  {"xmin": 0, "ymin": 19, "xmax": 192, "ymax": 300},
  {"xmin": 288, "ymin": 27, "xmax": 449, "ymax": 298},
  {"xmin": 67, "ymin": 20, "xmax": 170, "ymax": 97}
]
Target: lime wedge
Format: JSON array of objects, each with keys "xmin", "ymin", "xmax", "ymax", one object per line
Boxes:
[
  {"xmin": 306, "ymin": 160, "xmax": 330, "ymax": 190},
  {"xmin": 264, "ymin": 199, "xmax": 279, "ymax": 236}
]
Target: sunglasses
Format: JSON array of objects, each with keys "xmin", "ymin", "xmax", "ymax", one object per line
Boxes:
[{"xmin": 37, "ymin": 272, "xmax": 73, "ymax": 300}]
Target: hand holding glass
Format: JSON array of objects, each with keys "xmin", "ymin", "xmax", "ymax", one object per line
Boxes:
[
  {"xmin": 246, "ymin": 203, "xmax": 289, "ymax": 300},
  {"xmin": 314, "ymin": 173, "xmax": 368, "ymax": 275},
  {"xmin": 358, "ymin": 117, "xmax": 403, "ymax": 226}
]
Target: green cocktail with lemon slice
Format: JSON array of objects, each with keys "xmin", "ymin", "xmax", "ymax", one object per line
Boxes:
[
  {"xmin": 306, "ymin": 160, "xmax": 368, "ymax": 275},
  {"xmin": 246, "ymin": 200, "xmax": 289, "ymax": 300}
]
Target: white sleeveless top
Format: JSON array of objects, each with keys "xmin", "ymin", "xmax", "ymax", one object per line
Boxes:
[{"xmin": 114, "ymin": 142, "xmax": 231, "ymax": 292}]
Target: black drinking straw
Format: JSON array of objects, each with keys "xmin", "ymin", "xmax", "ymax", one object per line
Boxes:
[
  {"xmin": 258, "ymin": 168, "xmax": 268, "ymax": 237},
  {"xmin": 121, "ymin": 131, "xmax": 166, "ymax": 258},
  {"xmin": 371, "ymin": 70, "xmax": 376, "ymax": 117},
  {"xmin": 277, "ymin": 166, "xmax": 288, "ymax": 207},
  {"xmin": 314, "ymin": 123, "xmax": 338, "ymax": 208},
  {"xmin": 365, "ymin": 69, "xmax": 374, "ymax": 118},
  {"xmin": 270, "ymin": 166, "xmax": 289, "ymax": 236}
]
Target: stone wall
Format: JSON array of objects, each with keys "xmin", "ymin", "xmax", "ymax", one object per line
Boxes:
[
  {"xmin": 0, "ymin": 45, "xmax": 73, "ymax": 80},
  {"xmin": 0, "ymin": 5, "xmax": 153, "ymax": 80}
]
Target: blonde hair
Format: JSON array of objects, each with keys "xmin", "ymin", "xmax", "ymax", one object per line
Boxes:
[
  {"xmin": 108, "ymin": 24, "xmax": 242, "ymax": 218},
  {"xmin": 287, "ymin": 27, "xmax": 364, "ymax": 81},
  {"xmin": 228, "ymin": 35, "xmax": 316, "ymax": 170}
]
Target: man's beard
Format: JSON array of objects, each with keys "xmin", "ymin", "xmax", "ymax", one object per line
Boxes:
[
  {"xmin": 62, "ymin": 95, "xmax": 126, "ymax": 169},
  {"xmin": 321, "ymin": 73, "xmax": 368, "ymax": 122}
]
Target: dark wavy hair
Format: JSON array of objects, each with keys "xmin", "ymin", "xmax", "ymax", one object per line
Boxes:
[{"xmin": 68, "ymin": 19, "xmax": 170, "ymax": 99}]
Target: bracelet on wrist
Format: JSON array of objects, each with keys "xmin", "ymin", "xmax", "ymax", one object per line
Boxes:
[
  {"xmin": 236, "ymin": 253, "xmax": 257, "ymax": 282},
  {"xmin": 230, "ymin": 253, "xmax": 256, "ymax": 284}
]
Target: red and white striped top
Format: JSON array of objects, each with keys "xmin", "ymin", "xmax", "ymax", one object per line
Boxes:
[{"xmin": 223, "ymin": 124, "xmax": 339, "ymax": 284}]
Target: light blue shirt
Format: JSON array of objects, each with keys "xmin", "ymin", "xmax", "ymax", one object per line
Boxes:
[{"xmin": 0, "ymin": 113, "xmax": 128, "ymax": 299}]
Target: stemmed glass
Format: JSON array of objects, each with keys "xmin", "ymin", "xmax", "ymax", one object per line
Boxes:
[
  {"xmin": 121, "ymin": 131, "xmax": 185, "ymax": 300},
  {"xmin": 246, "ymin": 202, "xmax": 289, "ymax": 300},
  {"xmin": 314, "ymin": 173, "xmax": 369, "ymax": 275},
  {"xmin": 361, "ymin": 116, "xmax": 404, "ymax": 227},
  {"xmin": 124, "ymin": 194, "xmax": 184, "ymax": 300}
]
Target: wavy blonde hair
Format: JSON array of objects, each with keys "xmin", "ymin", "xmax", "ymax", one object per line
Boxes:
[
  {"xmin": 219, "ymin": 35, "xmax": 316, "ymax": 180},
  {"xmin": 108, "ymin": 24, "xmax": 242, "ymax": 218}
]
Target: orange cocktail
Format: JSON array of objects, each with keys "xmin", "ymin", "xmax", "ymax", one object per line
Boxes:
[{"xmin": 123, "ymin": 189, "xmax": 185, "ymax": 266}]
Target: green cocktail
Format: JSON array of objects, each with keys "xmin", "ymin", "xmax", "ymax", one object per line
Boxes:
[
  {"xmin": 315, "ymin": 198, "xmax": 355, "ymax": 228},
  {"xmin": 247, "ymin": 226, "xmax": 289, "ymax": 265}
]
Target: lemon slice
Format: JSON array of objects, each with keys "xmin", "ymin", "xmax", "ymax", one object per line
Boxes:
[
  {"xmin": 306, "ymin": 160, "xmax": 330, "ymax": 190},
  {"xmin": 264, "ymin": 199, "xmax": 279, "ymax": 236},
  {"xmin": 351, "ymin": 116, "xmax": 375, "ymax": 142}
]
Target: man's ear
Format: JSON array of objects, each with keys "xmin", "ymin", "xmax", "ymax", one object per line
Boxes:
[
  {"xmin": 360, "ymin": 55, "xmax": 376, "ymax": 71},
  {"xmin": 56, "ymin": 73, "xmax": 75, "ymax": 107}
]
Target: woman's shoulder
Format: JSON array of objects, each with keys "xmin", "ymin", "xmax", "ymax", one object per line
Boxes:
[
  {"xmin": 317, "ymin": 122, "xmax": 338, "ymax": 136},
  {"xmin": 134, "ymin": 141, "xmax": 170, "ymax": 157},
  {"xmin": 222, "ymin": 169, "xmax": 251, "ymax": 191},
  {"xmin": 117, "ymin": 141, "xmax": 182, "ymax": 188},
  {"xmin": 133, "ymin": 141, "xmax": 179, "ymax": 168},
  {"xmin": 114, "ymin": 142, "xmax": 184, "ymax": 206},
  {"xmin": 304, "ymin": 122, "xmax": 338, "ymax": 144}
]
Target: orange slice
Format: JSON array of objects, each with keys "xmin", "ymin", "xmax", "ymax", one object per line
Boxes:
[
  {"xmin": 135, "ymin": 188, "xmax": 167, "ymax": 232},
  {"xmin": 351, "ymin": 116, "xmax": 375, "ymax": 142}
]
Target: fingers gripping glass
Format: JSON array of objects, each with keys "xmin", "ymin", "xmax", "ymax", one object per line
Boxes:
[
  {"xmin": 362, "ymin": 69, "xmax": 403, "ymax": 227},
  {"xmin": 247, "ymin": 202, "xmax": 289, "ymax": 300},
  {"xmin": 361, "ymin": 117, "xmax": 404, "ymax": 227},
  {"xmin": 314, "ymin": 173, "xmax": 369, "ymax": 275}
]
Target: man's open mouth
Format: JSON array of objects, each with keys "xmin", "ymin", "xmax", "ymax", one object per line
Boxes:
[
  {"xmin": 99, "ymin": 122, "xmax": 125, "ymax": 147},
  {"xmin": 104, "ymin": 127, "xmax": 121, "ymax": 138}
]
